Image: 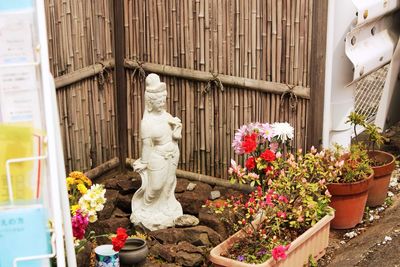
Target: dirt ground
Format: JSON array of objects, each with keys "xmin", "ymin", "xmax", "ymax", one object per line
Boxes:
[{"xmin": 319, "ymin": 194, "xmax": 400, "ymax": 267}]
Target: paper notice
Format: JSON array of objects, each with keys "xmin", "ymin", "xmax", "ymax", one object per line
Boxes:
[
  {"xmin": 0, "ymin": 65, "xmax": 40, "ymax": 124},
  {"xmin": 0, "ymin": 10, "xmax": 35, "ymax": 64}
]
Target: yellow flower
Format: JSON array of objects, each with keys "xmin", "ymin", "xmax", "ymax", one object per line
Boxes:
[
  {"xmin": 66, "ymin": 177, "xmax": 75, "ymax": 185},
  {"xmin": 69, "ymin": 171, "xmax": 92, "ymax": 186},
  {"xmin": 77, "ymin": 184, "xmax": 88, "ymax": 194},
  {"xmin": 70, "ymin": 204, "xmax": 80, "ymax": 214}
]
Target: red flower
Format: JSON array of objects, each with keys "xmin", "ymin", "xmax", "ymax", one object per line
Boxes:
[
  {"xmin": 260, "ymin": 149, "xmax": 276, "ymax": 162},
  {"xmin": 112, "ymin": 227, "xmax": 128, "ymax": 251},
  {"xmin": 245, "ymin": 157, "xmax": 256, "ymax": 170},
  {"xmin": 241, "ymin": 133, "xmax": 258, "ymax": 153}
]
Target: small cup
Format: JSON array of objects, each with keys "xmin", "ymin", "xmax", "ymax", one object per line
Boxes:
[{"xmin": 94, "ymin": 244, "xmax": 119, "ymax": 267}]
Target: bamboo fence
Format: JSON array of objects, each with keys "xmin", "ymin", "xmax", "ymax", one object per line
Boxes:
[
  {"xmin": 43, "ymin": 0, "xmax": 314, "ymax": 178},
  {"xmin": 125, "ymin": 0, "xmax": 313, "ymax": 178},
  {"xmin": 45, "ymin": 0, "xmax": 117, "ymax": 172}
]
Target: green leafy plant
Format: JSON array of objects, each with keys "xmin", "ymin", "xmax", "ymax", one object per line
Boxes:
[
  {"xmin": 346, "ymin": 111, "xmax": 387, "ymax": 152},
  {"xmin": 314, "ymin": 144, "xmax": 372, "ymax": 184},
  {"xmin": 205, "ymin": 149, "xmax": 333, "ymax": 264}
]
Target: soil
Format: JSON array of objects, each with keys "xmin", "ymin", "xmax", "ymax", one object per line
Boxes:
[{"xmin": 319, "ymin": 193, "xmax": 400, "ymax": 267}]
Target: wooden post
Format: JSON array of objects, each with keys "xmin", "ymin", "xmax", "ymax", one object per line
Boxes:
[
  {"xmin": 113, "ymin": 0, "xmax": 127, "ymax": 171},
  {"xmin": 307, "ymin": 0, "xmax": 328, "ymax": 149}
]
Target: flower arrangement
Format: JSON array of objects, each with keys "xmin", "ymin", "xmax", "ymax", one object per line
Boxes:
[
  {"xmin": 66, "ymin": 171, "xmax": 106, "ymax": 250},
  {"xmin": 229, "ymin": 122, "xmax": 294, "ymax": 189},
  {"xmin": 206, "ymin": 122, "xmax": 333, "ymax": 264}
]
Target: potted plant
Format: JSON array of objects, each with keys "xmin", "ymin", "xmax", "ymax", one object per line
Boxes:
[
  {"xmin": 317, "ymin": 145, "xmax": 373, "ymax": 229},
  {"xmin": 207, "ymin": 122, "xmax": 334, "ymax": 266},
  {"xmin": 347, "ymin": 112, "xmax": 396, "ymax": 207}
]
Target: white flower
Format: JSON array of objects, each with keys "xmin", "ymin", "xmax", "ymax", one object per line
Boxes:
[{"xmin": 271, "ymin": 122, "xmax": 294, "ymax": 142}]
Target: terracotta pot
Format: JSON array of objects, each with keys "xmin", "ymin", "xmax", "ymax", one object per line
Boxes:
[
  {"xmin": 367, "ymin": 150, "xmax": 396, "ymax": 207},
  {"xmin": 119, "ymin": 238, "xmax": 148, "ymax": 267},
  {"xmin": 327, "ymin": 174, "xmax": 373, "ymax": 229},
  {"xmin": 209, "ymin": 214, "xmax": 334, "ymax": 267}
]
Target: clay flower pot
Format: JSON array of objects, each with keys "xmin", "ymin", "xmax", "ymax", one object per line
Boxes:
[
  {"xmin": 119, "ymin": 238, "xmax": 149, "ymax": 266},
  {"xmin": 209, "ymin": 214, "xmax": 334, "ymax": 267},
  {"xmin": 327, "ymin": 173, "xmax": 373, "ymax": 229},
  {"xmin": 367, "ymin": 150, "xmax": 396, "ymax": 207}
]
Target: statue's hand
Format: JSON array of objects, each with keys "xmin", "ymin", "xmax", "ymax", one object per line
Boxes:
[
  {"xmin": 132, "ymin": 159, "xmax": 147, "ymax": 172},
  {"xmin": 169, "ymin": 117, "xmax": 182, "ymax": 140}
]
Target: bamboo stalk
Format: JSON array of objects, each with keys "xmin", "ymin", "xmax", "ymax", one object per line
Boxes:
[
  {"xmin": 125, "ymin": 60, "xmax": 311, "ymax": 98},
  {"xmin": 55, "ymin": 59, "xmax": 114, "ymax": 88},
  {"xmin": 277, "ymin": 0, "xmax": 282, "ymax": 82}
]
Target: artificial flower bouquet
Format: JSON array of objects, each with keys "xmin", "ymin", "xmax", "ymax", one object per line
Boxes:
[
  {"xmin": 207, "ymin": 122, "xmax": 333, "ymax": 265},
  {"xmin": 66, "ymin": 171, "xmax": 107, "ymax": 250}
]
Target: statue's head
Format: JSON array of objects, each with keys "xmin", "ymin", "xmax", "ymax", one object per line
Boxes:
[{"xmin": 144, "ymin": 73, "xmax": 167, "ymax": 112}]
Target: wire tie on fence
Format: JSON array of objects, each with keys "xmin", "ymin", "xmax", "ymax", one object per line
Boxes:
[
  {"xmin": 131, "ymin": 58, "xmax": 146, "ymax": 82},
  {"xmin": 203, "ymin": 72, "xmax": 224, "ymax": 95},
  {"xmin": 96, "ymin": 61, "xmax": 112, "ymax": 90},
  {"xmin": 280, "ymin": 84, "xmax": 298, "ymax": 111}
]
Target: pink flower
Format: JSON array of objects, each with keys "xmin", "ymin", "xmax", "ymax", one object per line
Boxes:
[
  {"xmin": 325, "ymin": 189, "xmax": 332, "ymax": 197},
  {"xmin": 269, "ymin": 142, "xmax": 279, "ymax": 152},
  {"xmin": 71, "ymin": 210, "xmax": 89, "ymax": 240},
  {"xmin": 278, "ymin": 195, "xmax": 288, "ymax": 203},
  {"xmin": 271, "ymin": 244, "xmax": 290, "ymax": 261},
  {"xmin": 277, "ymin": 211, "xmax": 287, "ymax": 219}
]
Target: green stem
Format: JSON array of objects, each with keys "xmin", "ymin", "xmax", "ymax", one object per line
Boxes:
[{"xmin": 354, "ymin": 125, "xmax": 358, "ymax": 143}]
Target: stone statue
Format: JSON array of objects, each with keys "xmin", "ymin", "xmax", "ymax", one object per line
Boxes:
[{"xmin": 130, "ymin": 73, "xmax": 183, "ymax": 231}]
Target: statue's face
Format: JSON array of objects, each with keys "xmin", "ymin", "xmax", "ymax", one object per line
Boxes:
[{"xmin": 151, "ymin": 95, "xmax": 166, "ymax": 112}]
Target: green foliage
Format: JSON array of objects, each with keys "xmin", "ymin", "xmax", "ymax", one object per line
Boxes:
[
  {"xmin": 205, "ymin": 150, "xmax": 333, "ymax": 264},
  {"xmin": 385, "ymin": 196, "xmax": 393, "ymax": 207},
  {"xmin": 346, "ymin": 111, "xmax": 387, "ymax": 152},
  {"xmin": 308, "ymin": 255, "xmax": 318, "ymax": 267}
]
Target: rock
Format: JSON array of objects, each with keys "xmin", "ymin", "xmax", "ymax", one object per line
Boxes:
[
  {"xmin": 175, "ymin": 241, "xmax": 203, "ymax": 254},
  {"xmin": 344, "ymin": 231, "xmax": 358, "ymax": 239},
  {"xmin": 176, "ymin": 183, "xmax": 212, "ymax": 215},
  {"xmin": 98, "ymin": 189, "xmax": 119, "ymax": 220},
  {"xmin": 149, "ymin": 225, "xmax": 222, "ymax": 247},
  {"xmin": 116, "ymin": 194, "xmax": 133, "ymax": 213},
  {"xmin": 150, "ymin": 228, "xmax": 187, "ymax": 244},
  {"xmin": 117, "ymin": 178, "xmax": 140, "ymax": 194},
  {"xmin": 209, "ymin": 190, "xmax": 221, "ymax": 200},
  {"xmin": 175, "ymin": 250, "xmax": 204, "ymax": 266},
  {"xmin": 213, "ymin": 186, "xmax": 243, "ymax": 199},
  {"xmin": 175, "ymin": 179, "xmax": 190, "ymax": 193},
  {"xmin": 112, "ymin": 208, "xmax": 130, "ymax": 218},
  {"xmin": 76, "ymin": 241, "xmax": 92, "ymax": 267},
  {"xmin": 149, "ymin": 241, "xmax": 204, "ymax": 266},
  {"xmin": 384, "ymin": 236, "xmax": 392, "ymax": 242},
  {"xmin": 150, "ymin": 243, "xmax": 176, "ymax": 262},
  {"xmin": 198, "ymin": 208, "xmax": 230, "ymax": 239},
  {"xmin": 186, "ymin": 183, "xmax": 197, "ymax": 191},
  {"xmin": 89, "ymin": 217, "xmax": 131, "ymax": 239},
  {"xmin": 174, "ymin": 215, "xmax": 199, "ymax": 227}
]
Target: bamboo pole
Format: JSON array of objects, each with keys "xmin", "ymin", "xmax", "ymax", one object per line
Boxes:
[
  {"xmin": 55, "ymin": 59, "xmax": 115, "ymax": 88},
  {"xmin": 125, "ymin": 59, "xmax": 310, "ymax": 98}
]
